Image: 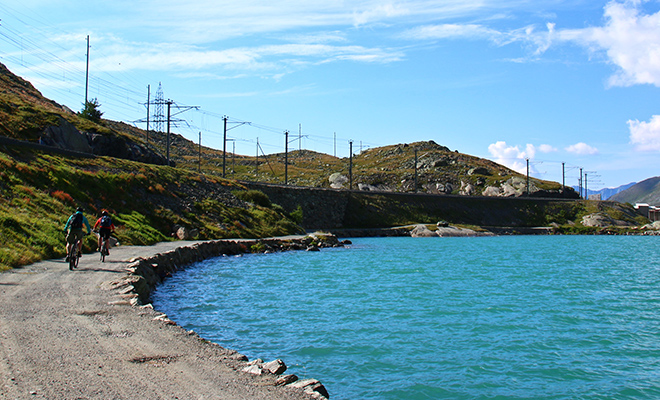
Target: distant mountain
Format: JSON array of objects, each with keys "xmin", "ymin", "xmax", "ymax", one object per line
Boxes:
[
  {"xmin": 572, "ymin": 182, "xmax": 636, "ymax": 200},
  {"xmin": 609, "ymin": 177, "xmax": 660, "ymax": 206}
]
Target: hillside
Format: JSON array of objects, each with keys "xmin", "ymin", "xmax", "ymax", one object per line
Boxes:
[
  {"xmin": 609, "ymin": 177, "xmax": 660, "ymax": 206},
  {"xmin": 0, "ymin": 62, "xmax": 577, "ymax": 199}
]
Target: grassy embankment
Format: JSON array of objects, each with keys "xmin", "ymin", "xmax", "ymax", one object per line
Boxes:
[{"xmin": 0, "ymin": 146, "xmax": 303, "ymax": 271}]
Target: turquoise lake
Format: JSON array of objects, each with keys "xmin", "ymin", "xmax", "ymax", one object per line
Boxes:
[{"xmin": 152, "ymin": 236, "xmax": 660, "ymax": 399}]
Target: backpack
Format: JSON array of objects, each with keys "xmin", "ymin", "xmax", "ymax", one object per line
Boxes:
[
  {"xmin": 71, "ymin": 213, "xmax": 83, "ymax": 229},
  {"xmin": 100, "ymin": 215, "xmax": 112, "ymax": 228}
]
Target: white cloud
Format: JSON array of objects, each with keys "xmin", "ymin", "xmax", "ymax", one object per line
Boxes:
[
  {"xmin": 487, "ymin": 141, "xmax": 537, "ymax": 174},
  {"xmin": 565, "ymin": 142, "xmax": 599, "ymax": 155},
  {"xmin": 538, "ymin": 144, "xmax": 557, "ymax": 153},
  {"xmin": 559, "ymin": 1, "xmax": 660, "ymax": 87},
  {"xmin": 628, "ymin": 115, "xmax": 660, "ymax": 151}
]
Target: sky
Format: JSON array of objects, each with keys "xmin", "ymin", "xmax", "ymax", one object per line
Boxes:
[{"xmin": 1, "ymin": 0, "xmax": 659, "ymax": 190}]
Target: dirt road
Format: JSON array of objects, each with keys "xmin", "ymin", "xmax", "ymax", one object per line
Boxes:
[{"xmin": 0, "ymin": 242, "xmax": 316, "ymax": 399}]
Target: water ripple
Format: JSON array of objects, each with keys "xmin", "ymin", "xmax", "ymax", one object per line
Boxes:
[{"xmin": 153, "ymin": 236, "xmax": 660, "ymax": 400}]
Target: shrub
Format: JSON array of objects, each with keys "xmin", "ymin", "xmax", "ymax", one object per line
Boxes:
[
  {"xmin": 290, "ymin": 205, "xmax": 303, "ymax": 224},
  {"xmin": 51, "ymin": 190, "xmax": 75, "ymax": 205},
  {"xmin": 233, "ymin": 189, "xmax": 272, "ymax": 208}
]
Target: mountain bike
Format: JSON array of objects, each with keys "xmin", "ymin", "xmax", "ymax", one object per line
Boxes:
[
  {"xmin": 99, "ymin": 235, "xmax": 109, "ymax": 262},
  {"xmin": 68, "ymin": 238, "xmax": 80, "ymax": 270}
]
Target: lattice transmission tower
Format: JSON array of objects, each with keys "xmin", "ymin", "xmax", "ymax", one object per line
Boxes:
[{"xmin": 153, "ymin": 82, "xmax": 165, "ymax": 133}]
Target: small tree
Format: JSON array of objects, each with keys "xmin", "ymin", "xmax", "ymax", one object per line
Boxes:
[{"xmin": 80, "ymin": 98, "xmax": 103, "ymax": 123}]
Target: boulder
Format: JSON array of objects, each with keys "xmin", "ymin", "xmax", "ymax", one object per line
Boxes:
[
  {"xmin": 468, "ymin": 167, "xmax": 490, "ymax": 176},
  {"xmin": 459, "ymin": 181, "xmax": 475, "ymax": 196},
  {"xmin": 410, "ymin": 224, "xmax": 436, "ymax": 237},
  {"xmin": 482, "ymin": 186, "xmax": 502, "ymax": 197},
  {"xmin": 329, "ymin": 173, "xmax": 348, "ymax": 189},
  {"xmin": 175, "ymin": 226, "xmax": 199, "ymax": 240},
  {"xmin": 581, "ymin": 213, "xmax": 636, "ymax": 227},
  {"xmin": 262, "ymin": 359, "xmax": 287, "ymax": 375},
  {"xmin": 288, "ymin": 379, "xmax": 329, "ymax": 399},
  {"xmin": 641, "ymin": 221, "xmax": 660, "ymax": 230}
]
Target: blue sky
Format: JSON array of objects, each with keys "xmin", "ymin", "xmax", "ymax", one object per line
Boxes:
[{"xmin": 1, "ymin": 0, "xmax": 659, "ymax": 189}]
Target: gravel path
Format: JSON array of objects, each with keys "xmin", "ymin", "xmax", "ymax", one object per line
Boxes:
[{"xmin": 0, "ymin": 242, "xmax": 316, "ymax": 400}]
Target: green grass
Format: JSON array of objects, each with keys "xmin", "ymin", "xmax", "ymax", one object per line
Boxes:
[{"xmin": 0, "ymin": 146, "xmax": 303, "ymax": 270}]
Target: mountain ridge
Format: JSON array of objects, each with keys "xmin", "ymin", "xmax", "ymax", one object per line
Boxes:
[{"xmin": 609, "ymin": 177, "xmax": 660, "ymax": 206}]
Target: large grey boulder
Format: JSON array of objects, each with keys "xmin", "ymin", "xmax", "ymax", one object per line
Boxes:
[
  {"xmin": 329, "ymin": 173, "xmax": 348, "ymax": 189},
  {"xmin": 459, "ymin": 181, "xmax": 475, "ymax": 196}
]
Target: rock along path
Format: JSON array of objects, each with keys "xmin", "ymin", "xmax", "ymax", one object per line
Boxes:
[{"xmin": 0, "ymin": 241, "xmax": 316, "ymax": 400}]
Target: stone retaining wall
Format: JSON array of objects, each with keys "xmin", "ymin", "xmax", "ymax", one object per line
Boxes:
[{"xmin": 109, "ymin": 235, "xmax": 343, "ymax": 400}]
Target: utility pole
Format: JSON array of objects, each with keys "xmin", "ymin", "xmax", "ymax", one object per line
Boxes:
[
  {"xmin": 585, "ymin": 173, "xmax": 588, "ymax": 199},
  {"xmin": 146, "ymin": 85, "xmax": 150, "ymax": 143},
  {"xmin": 284, "ymin": 131, "xmax": 289, "ymax": 185},
  {"xmin": 562, "ymin": 162, "xmax": 565, "ymax": 191},
  {"xmin": 222, "ymin": 116, "xmax": 228, "ymax": 178},
  {"xmin": 299, "ymin": 123, "xmax": 302, "ymax": 153},
  {"xmin": 256, "ymin": 138, "xmax": 259, "ymax": 176},
  {"xmin": 198, "ymin": 131, "xmax": 202, "ymax": 173},
  {"xmin": 579, "ymin": 167, "xmax": 583, "ymax": 198},
  {"xmin": 414, "ymin": 149, "xmax": 418, "ymax": 193},
  {"xmin": 334, "ymin": 132, "xmax": 336, "ymax": 158},
  {"xmin": 163, "ymin": 100, "xmax": 197, "ymax": 167},
  {"xmin": 85, "ymin": 35, "xmax": 89, "ymax": 105},
  {"xmin": 221, "ymin": 116, "xmax": 249, "ymax": 178},
  {"xmin": 526, "ymin": 158, "xmax": 530, "ymax": 196},
  {"xmin": 349, "ymin": 140, "xmax": 353, "ymax": 190}
]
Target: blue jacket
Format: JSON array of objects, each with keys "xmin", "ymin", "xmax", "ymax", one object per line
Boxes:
[{"xmin": 64, "ymin": 211, "xmax": 92, "ymax": 234}]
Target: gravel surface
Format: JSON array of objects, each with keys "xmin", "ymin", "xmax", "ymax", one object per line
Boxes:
[{"xmin": 0, "ymin": 242, "xmax": 317, "ymax": 400}]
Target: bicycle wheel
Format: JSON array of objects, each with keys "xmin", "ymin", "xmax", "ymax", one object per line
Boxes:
[
  {"xmin": 100, "ymin": 246, "xmax": 106, "ymax": 262},
  {"xmin": 69, "ymin": 246, "xmax": 76, "ymax": 270}
]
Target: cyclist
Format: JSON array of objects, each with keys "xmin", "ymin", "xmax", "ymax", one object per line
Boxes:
[
  {"xmin": 93, "ymin": 210, "xmax": 115, "ymax": 254},
  {"xmin": 64, "ymin": 207, "xmax": 92, "ymax": 261}
]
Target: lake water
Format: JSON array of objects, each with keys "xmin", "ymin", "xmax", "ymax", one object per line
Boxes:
[{"xmin": 152, "ymin": 236, "xmax": 660, "ymax": 399}]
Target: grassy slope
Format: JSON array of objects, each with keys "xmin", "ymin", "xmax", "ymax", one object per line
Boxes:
[{"xmin": 0, "ymin": 146, "xmax": 302, "ymax": 271}]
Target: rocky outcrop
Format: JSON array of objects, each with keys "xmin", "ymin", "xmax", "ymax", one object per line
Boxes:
[
  {"xmin": 582, "ymin": 213, "xmax": 636, "ymax": 227},
  {"xmin": 410, "ymin": 225, "xmax": 436, "ymax": 237},
  {"xmin": 41, "ymin": 117, "xmax": 93, "ymax": 153},
  {"xmin": 38, "ymin": 116, "xmax": 168, "ymax": 165},
  {"xmin": 409, "ymin": 224, "xmax": 494, "ymax": 237},
  {"xmin": 642, "ymin": 221, "xmax": 660, "ymax": 230}
]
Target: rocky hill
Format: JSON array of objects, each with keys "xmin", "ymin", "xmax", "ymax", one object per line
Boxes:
[
  {"xmin": 609, "ymin": 176, "xmax": 660, "ymax": 206},
  {"xmin": 0, "ymin": 62, "xmax": 577, "ymax": 199}
]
